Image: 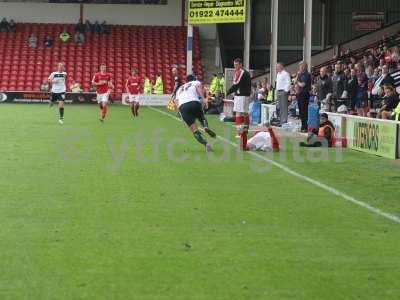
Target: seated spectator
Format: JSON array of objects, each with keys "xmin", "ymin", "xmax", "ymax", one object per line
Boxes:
[
  {"xmin": 378, "ymin": 85, "xmax": 399, "ymax": 119},
  {"xmin": 8, "ymin": 19, "xmax": 15, "ymax": 32},
  {"xmin": 85, "ymin": 20, "xmax": 93, "ymax": 33},
  {"xmin": 0, "ymin": 18, "xmax": 9, "ymax": 32},
  {"xmin": 94, "ymin": 21, "xmax": 102, "ymax": 34},
  {"xmin": 288, "ymin": 85, "xmax": 299, "ymax": 118},
  {"xmin": 372, "ymin": 65, "xmax": 395, "ymax": 102},
  {"xmin": 27, "ymin": 34, "xmax": 37, "ymax": 48},
  {"xmin": 74, "ymin": 31, "xmax": 85, "ymax": 45},
  {"xmin": 70, "ymin": 80, "xmax": 83, "ymax": 93},
  {"xmin": 300, "ymin": 113, "xmax": 335, "ymax": 147},
  {"xmin": 40, "ymin": 80, "xmax": 49, "ymax": 92},
  {"xmin": 44, "ymin": 35, "xmax": 53, "ymax": 48},
  {"xmin": 100, "ymin": 21, "xmax": 110, "ymax": 34},
  {"xmin": 75, "ymin": 22, "xmax": 86, "ymax": 34},
  {"xmin": 59, "ymin": 29, "xmax": 71, "ymax": 43}
]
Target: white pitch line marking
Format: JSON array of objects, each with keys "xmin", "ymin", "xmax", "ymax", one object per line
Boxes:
[{"xmin": 149, "ymin": 106, "xmax": 400, "ymax": 225}]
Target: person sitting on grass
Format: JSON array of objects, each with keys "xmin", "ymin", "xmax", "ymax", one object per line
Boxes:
[
  {"xmin": 300, "ymin": 113, "xmax": 335, "ymax": 147},
  {"xmin": 378, "ymin": 85, "xmax": 400, "ymax": 119}
]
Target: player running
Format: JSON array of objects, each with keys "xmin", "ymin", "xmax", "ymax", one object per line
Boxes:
[
  {"xmin": 176, "ymin": 74, "xmax": 216, "ymax": 152},
  {"xmin": 48, "ymin": 62, "xmax": 67, "ymax": 124},
  {"xmin": 125, "ymin": 68, "xmax": 140, "ymax": 118},
  {"xmin": 92, "ymin": 64, "xmax": 114, "ymax": 122}
]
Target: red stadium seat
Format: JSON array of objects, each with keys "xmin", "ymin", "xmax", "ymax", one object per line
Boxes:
[{"xmin": 0, "ymin": 23, "xmax": 203, "ymax": 93}]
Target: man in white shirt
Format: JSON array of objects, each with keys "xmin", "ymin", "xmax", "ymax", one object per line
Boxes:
[
  {"xmin": 48, "ymin": 62, "xmax": 67, "ymax": 124},
  {"xmin": 177, "ymin": 74, "xmax": 216, "ymax": 152},
  {"xmin": 275, "ymin": 63, "xmax": 291, "ymax": 125}
]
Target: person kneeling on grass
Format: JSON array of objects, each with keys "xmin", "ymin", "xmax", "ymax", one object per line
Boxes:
[{"xmin": 300, "ymin": 113, "xmax": 335, "ymax": 147}]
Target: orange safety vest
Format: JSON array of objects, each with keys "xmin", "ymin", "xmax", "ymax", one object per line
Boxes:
[{"xmin": 318, "ymin": 124, "xmax": 335, "ymax": 147}]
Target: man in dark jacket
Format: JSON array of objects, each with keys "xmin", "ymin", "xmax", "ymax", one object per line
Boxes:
[
  {"xmin": 296, "ymin": 62, "xmax": 312, "ymax": 132},
  {"xmin": 332, "ymin": 63, "xmax": 346, "ymax": 102},
  {"xmin": 227, "ymin": 58, "xmax": 251, "ymax": 136},
  {"xmin": 316, "ymin": 67, "xmax": 333, "ymax": 110}
]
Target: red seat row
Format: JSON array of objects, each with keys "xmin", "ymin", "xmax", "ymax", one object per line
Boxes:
[{"xmin": 0, "ymin": 24, "xmax": 203, "ymax": 98}]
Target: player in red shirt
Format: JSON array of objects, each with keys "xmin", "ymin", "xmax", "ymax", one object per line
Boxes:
[
  {"xmin": 92, "ymin": 64, "xmax": 114, "ymax": 122},
  {"xmin": 125, "ymin": 68, "xmax": 141, "ymax": 118}
]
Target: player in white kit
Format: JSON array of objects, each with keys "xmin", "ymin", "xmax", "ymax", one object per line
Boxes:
[
  {"xmin": 48, "ymin": 62, "xmax": 67, "ymax": 124},
  {"xmin": 176, "ymin": 74, "xmax": 216, "ymax": 152}
]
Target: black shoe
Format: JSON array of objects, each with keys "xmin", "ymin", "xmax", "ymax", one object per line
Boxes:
[
  {"xmin": 204, "ymin": 127, "xmax": 216, "ymax": 138},
  {"xmin": 99, "ymin": 118, "xmax": 104, "ymax": 122}
]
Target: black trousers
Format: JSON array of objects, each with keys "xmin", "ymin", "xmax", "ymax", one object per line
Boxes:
[{"xmin": 298, "ymin": 95, "xmax": 309, "ymax": 130}]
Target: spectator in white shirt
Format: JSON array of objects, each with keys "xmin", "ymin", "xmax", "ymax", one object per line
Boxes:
[{"xmin": 275, "ymin": 62, "xmax": 291, "ymax": 124}]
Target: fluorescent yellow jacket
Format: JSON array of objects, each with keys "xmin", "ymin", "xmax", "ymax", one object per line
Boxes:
[
  {"xmin": 218, "ymin": 78, "xmax": 225, "ymax": 94},
  {"xmin": 143, "ymin": 78, "xmax": 152, "ymax": 94},
  {"xmin": 210, "ymin": 77, "xmax": 219, "ymax": 94},
  {"xmin": 153, "ymin": 76, "xmax": 164, "ymax": 95},
  {"xmin": 393, "ymin": 102, "xmax": 400, "ymax": 121},
  {"xmin": 266, "ymin": 90, "xmax": 274, "ymax": 102}
]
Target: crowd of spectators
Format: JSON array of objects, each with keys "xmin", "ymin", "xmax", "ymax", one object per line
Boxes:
[
  {"xmin": 75, "ymin": 20, "xmax": 110, "ymax": 35},
  {"xmin": 0, "ymin": 18, "xmax": 110, "ymax": 48},
  {"xmin": 310, "ymin": 43, "xmax": 400, "ymax": 120},
  {"xmin": 253, "ymin": 36, "xmax": 400, "ymax": 127}
]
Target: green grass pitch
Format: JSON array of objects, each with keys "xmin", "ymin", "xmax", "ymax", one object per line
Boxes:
[{"xmin": 0, "ymin": 103, "xmax": 399, "ymax": 299}]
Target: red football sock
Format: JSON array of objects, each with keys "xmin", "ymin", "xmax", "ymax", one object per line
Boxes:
[
  {"xmin": 235, "ymin": 115, "xmax": 244, "ymax": 126},
  {"xmin": 243, "ymin": 114, "xmax": 250, "ymax": 126},
  {"xmin": 268, "ymin": 127, "xmax": 280, "ymax": 152},
  {"xmin": 240, "ymin": 130, "xmax": 248, "ymax": 151}
]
